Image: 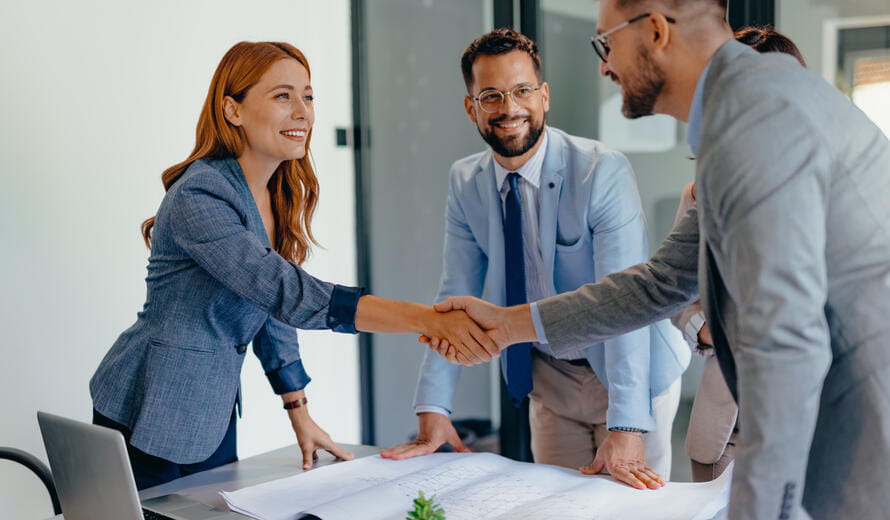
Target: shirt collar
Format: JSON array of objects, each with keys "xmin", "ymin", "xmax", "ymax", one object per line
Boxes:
[
  {"xmin": 686, "ymin": 59, "xmax": 713, "ymax": 157},
  {"xmin": 493, "ymin": 128, "xmax": 549, "ymax": 192}
]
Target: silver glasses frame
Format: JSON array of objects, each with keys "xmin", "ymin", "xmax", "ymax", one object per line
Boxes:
[{"xmin": 472, "ymin": 83, "xmax": 542, "ymax": 113}]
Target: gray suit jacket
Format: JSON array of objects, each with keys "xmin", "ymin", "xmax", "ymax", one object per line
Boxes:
[
  {"xmin": 538, "ymin": 40, "xmax": 890, "ymax": 519},
  {"xmin": 90, "ymin": 157, "xmax": 363, "ymax": 464}
]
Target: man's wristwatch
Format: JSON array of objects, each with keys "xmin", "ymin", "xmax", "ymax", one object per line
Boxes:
[{"xmin": 609, "ymin": 426, "xmax": 647, "ymax": 434}]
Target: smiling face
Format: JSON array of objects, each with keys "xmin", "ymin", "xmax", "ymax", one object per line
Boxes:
[
  {"xmin": 597, "ymin": 1, "xmax": 667, "ymax": 118},
  {"xmin": 224, "ymin": 58, "xmax": 315, "ymax": 170},
  {"xmin": 464, "ymin": 51, "xmax": 549, "ymax": 163}
]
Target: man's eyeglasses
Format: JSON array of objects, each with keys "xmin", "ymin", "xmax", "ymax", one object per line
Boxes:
[
  {"xmin": 473, "ymin": 83, "xmax": 541, "ymax": 113},
  {"xmin": 590, "ymin": 13, "xmax": 677, "ymax": 63}
]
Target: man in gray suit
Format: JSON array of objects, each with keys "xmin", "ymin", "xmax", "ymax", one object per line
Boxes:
[
  {"xmin": 673, "ymin": 25, "xmax": 811, "ymax": 484},
  {"xmin": 430, "ymin": 0, "xmax": 890, "ymax": 518}
]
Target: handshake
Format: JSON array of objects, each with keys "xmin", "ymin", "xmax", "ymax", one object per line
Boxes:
[{"xmin": 416, "ymin": 297, "xmax": 539, "ymax": 366}]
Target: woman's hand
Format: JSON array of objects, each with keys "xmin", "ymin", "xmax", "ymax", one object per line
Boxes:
[
  {"xmin": 352, "ymin": 295, "xmax": 498, "ymax": 365},
  {"xmin": 417, "ymin": 308, "xmax": 500, "ymax": 366},
  {"xmin": 282, "ymin": 391, "xmax": 354, "ymax": 470},
  {"xmin": 419, "ymin": 297, "xmax": 538, "ymax": 364}
]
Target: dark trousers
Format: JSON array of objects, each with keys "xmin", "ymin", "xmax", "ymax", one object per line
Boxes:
[{"xmin": 92, "ymin": 408, "xmax": 238, "ymax": 490}]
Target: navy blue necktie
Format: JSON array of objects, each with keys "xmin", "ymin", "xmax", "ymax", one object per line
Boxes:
[{"xmin": 503, "ymin": 172, "xmax": 533, "ymax": 407}]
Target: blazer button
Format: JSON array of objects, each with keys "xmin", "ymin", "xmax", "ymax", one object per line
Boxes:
[{"xmin": 236, "ymin": 344, "xmax": 248, "ymax": 355}]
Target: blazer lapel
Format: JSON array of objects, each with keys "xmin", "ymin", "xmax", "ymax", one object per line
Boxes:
[
  {"xmin": 538, "ymin": 128, "xmax": 566, "ymax": 294},
  {"xmin": 222, "ymin": 157, "xmax": 272, "ymax": 248},
  {"xmin": 697, "ymin": 46, "xmax": 751, "ymax": 403},
  {"xmin": 474, "ymin": 153, "xmax": 507, "ymax": 306}
]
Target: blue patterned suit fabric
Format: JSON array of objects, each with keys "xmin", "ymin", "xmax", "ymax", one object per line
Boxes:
[{"xmin": 90, "ymin": 157, "xmax": 363, "ymax": 464}]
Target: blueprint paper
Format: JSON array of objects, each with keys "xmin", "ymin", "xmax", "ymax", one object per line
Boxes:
[{"xmin": 220, "ymin": 452, "xmax": 731, "ymax": 520}]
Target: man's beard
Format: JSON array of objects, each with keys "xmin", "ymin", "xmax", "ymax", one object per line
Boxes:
[
  {"xmin": 621, "ymin": 44, "xmax": 667, "ymax": 119},
  {"xmin": 478, "ymin": 115, "xmax": 545, "ymax": 157}
]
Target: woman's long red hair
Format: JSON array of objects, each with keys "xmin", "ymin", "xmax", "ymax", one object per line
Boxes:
[{"xmin": 142, "ymin": 41, "xmax": 320, "ymax": 265}]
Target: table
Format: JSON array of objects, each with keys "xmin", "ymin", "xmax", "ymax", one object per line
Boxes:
[{"xmin": 48, "ymin": 443, "xmax": 380, "ymax": 519}]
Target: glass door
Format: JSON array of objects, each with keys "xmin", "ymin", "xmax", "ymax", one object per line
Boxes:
[{"xmin": 359, "ymin": 0, "xmax": 496, "ymax": 449}]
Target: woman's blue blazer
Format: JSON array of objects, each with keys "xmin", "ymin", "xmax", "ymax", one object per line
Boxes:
[{"xmin": 90, "ymin": 157, "xmax": 362, "ymax": 463}]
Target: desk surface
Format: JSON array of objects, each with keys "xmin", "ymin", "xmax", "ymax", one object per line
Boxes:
[{"xmin": 49, "ymin": 443, "xmax": 380, "ymax": 519}]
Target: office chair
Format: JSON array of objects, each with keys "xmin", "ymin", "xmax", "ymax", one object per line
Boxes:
[{"xmin": 0, "ymin": 446, "xmax": 62, "ymax": 515}]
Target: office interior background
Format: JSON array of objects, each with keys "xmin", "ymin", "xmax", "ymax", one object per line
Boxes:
[{"xmin": 1, "ymin": 0, "xmax": 888, "ymax": 517}]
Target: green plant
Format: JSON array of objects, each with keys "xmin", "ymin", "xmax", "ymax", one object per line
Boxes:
[{"xmin": 406, "ymin": 490, "xmax": 446, "ymax": 520}]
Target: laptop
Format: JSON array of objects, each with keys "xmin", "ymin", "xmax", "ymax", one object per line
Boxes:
[{"xmin": 37, "ymin": 411, "xmax": 243, "ymax": 520}]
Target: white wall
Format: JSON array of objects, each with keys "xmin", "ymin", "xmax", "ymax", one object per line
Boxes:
[{"xmin": 0, "ymin": 1, "xmax": 358, "ymax": 517}]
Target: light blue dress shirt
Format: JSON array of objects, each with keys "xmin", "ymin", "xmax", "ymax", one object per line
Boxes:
[{"xmin": 686, "ymin": 60, "xmax": 713, "ymax": 157}]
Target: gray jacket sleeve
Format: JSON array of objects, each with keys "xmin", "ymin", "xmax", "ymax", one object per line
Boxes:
[
  {"xmin": 537, "ymin": 205, "xmax": 700, "ymax": 356},
  {"xmin": 670, "ymin": 183, "xmax": 708, "ymax": 351}
]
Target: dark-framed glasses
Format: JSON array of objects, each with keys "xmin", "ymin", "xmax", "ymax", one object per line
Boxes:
[
  {"xmin": 473, "ymin": 83, "xmax": 541, "ymax": 113},
  {"xmin": 590, "ymin": 13, "xmax": 677, "ymax": 63}
]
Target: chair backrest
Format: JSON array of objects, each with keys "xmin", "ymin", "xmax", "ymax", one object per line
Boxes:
[{"xmin": 0, "ymin": 446, "xmax": 62, "ymax": 515}]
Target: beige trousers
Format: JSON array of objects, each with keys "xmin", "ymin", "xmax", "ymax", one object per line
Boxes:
[
  {"xmin": 690, "ymin": 430, "xmax": 737, "ymax": 482},
  {"xmin": 528, "ymin": 351, "xmax": 680, "ymax": 478}
]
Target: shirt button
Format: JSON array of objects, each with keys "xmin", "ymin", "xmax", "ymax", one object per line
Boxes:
[{"xmin": 236, "ymin": 344, "xmax": 248, "ymax": 354}]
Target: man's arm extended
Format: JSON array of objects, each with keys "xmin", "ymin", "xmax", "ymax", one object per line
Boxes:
[{"xmin": 432, "ymin": 206, "xmax": 699, "ymax": 362}]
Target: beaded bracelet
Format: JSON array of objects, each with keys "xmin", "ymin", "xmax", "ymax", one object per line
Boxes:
[{"xmin": 283, "ymin": 396, "xmax": 308, "ymax": 410}]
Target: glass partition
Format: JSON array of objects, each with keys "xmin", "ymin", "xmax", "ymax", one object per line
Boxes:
[{"xmin": 363, "ymin": 0, "xmax": 495, "ymax": 449}]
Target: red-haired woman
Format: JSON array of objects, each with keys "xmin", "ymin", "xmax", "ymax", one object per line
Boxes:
[{"xmin": 89, "ymin": 41, "xmax": 497, "ymax": 489}]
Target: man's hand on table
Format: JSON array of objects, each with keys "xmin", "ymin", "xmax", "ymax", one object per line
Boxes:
[
  {"xmin": 580, "ymin": 431, "xmax": 665, "ymax": 490},
  {"xmin": 379, "ymin": 412, "xmax": 471, "ymax": 460}
]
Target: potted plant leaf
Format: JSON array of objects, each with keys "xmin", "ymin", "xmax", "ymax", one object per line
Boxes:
[{"xmin": 407, "ymin": 491, "xmax": 446, "ymax": 520}]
